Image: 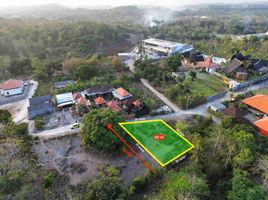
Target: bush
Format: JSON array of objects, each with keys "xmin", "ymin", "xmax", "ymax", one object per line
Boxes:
[
  {"xmin": 0, "ymin": 109, "xmax": 12, "ymax": 124},
  {"xmin": 34, "ymin": 117, "xmax": 45, "ymax": 131},
  {"xmin": 43, "ymin": 172, "xmax": 55, "ymax": 188}
]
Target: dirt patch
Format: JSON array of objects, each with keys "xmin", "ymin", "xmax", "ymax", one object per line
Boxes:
[{"xmin": 33, "ymin": 135, "xmax": 159, "ymax": 185}]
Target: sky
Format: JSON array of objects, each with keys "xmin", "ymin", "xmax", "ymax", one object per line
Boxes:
[{"xmin": 0, "ymin": 0, "xmax": 266, "ymax": 8}]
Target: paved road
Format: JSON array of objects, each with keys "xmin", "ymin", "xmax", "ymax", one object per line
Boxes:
[
  {"xmin": 141, "ymin": 78, "xmax": 181, "ymax": 112},
  {"xmin": 0, "ymin": 80, "xmax": 38, "ymax": 123}
]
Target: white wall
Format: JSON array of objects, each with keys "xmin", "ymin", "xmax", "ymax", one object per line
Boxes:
[{"xmin": 3, "ymin": 87, "xmax": 23, "ymax": 96}]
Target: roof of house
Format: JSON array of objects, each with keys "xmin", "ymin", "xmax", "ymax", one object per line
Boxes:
[
  {"xmin": 197, "ymin": 56, "xmax": 219, "ymax": 68},
  {"xmin": 0, "ymin": 79, "xmax": 23, "ymax": 90},
  {"xmin": 54, "ymin": 80, "xmax": 74, "ymax": 88},
  {"xmin": 77, "ymin": 96, "xmax": 87, "ymax": 105},
  {"xmin": 224, "ymin": 58, "xmax": 243, "ymax": 74},
  {"xmin": 232, "ymin": 52, "xmax": 244, "ymax": 61},
  {"xmin": 115, "ymin": 87, "xmax": 130, "ymax": 97},
  {"xmin": 254, "ymin": 117, "xmax": 268, "ymax": 136},
  {"xmin": 94, "ymin": 97, "xmax": 106, "ymax": 105},
  {"xmin": 223, "ymin": 107, "xmax": 247, "ymax": 118},
  {"xmin": 242, "ymin": 95, "xmax": 268, "ymax": 114},
  {"xmin": 73, "ymin": 92, "xmax": 82, "ymax": 100},
  {"xmin": 56, "ymin": 92, "xmax": 74, "ymax": 105},
  {"xmin": 86, "ymin": 85, "xmax": 114, "ymax": 95},
  {"xmin": 252, "ymin": 59, "xmax": 268, "ymax": 71},
  {"xmin": 132, "ymin": 99, "xmax": 142, "ymax": 107},
  {"xmin": 29, "ymin": 95, "xmax": 52, "ymax": 106},
  {"xmin": 106, "ymin": 100, "xmax": 121, "ymax": 112}
]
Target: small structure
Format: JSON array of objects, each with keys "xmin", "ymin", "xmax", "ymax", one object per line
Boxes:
[
  {"xmin": 242, "ymin": 95, "xmax": 268, "ymax": 115},
  {"xmin": 252, "ymin": 59, "xmax": 268, "ymax": 73},
  {"xmin": 254, "ymin": 117, "xmax": 268, "ymax": 137},
  {"xmin": 224, "ymin": 58, "xmax": 246, "ymax": 76},
  {"xmin": 73, "ymin": 92, "xmax": 90, "ymax": 107},
  {"xmin": 106, "ymin": 100, "xmax": 122, "ymax": 112},
  {"xmin": 112, "ymin": 87, "xmax": 132, "ymax": 101},
  {"xmin": 197, "ymin": 56, "xmax": 219, "ymax": 73},
  {"xmin": 223, "ymin": 107, "xmax": 247, "ymax": 119},
  {"xmin": 142, "ymin": 38, "xmax": 193, "ymax": 56},
  {"xmin": 85, "ymin": 85, "xmax": 114, "ymax": 97},
  {"xmin": 54, "ymin": 80, "xmax": 75, "ymax": 89},
  {"xmin": 229, "ymin": 80, "xmax": 240, "ymax": 89},
  {"xmin": 56, "ymin": 92, "xmax": 75, "ymax": 108},
  {"xmin": 0, "ymin": 79, "xmax": 24, "ymax": 96},
  {"xmin": 94, "ymin": 96, "xmax": 106, "ymax": 106},
  {"xmin": 28, "ymin": 95, "xmax": 54, "ymax": 119},
  {"xmin": 209, "ymin": 103, "xmax": 226, "ymax": 112}
]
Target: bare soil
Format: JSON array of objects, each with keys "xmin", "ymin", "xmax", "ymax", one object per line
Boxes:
[{"xmin": 33, "ymin": 135, "xmax": 159, "ymax": 185}]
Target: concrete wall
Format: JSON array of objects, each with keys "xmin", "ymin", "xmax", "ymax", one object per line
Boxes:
[
  {"xmin": 231, "ymin": 73, "xmax": 268, "ymax": 92},
  {"xmin": 207, "ymin": 91, "xmax": 228, "ymax": 102}
]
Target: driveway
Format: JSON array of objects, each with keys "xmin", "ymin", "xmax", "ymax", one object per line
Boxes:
[{"xmin": 0, "ymin": 80, "xmax": 38, "ymax": 123}]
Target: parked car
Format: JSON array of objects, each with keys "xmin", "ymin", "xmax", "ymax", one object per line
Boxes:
[{"xmin": 70, "ymin": 123, "xmax": 80, "ymax": 129}]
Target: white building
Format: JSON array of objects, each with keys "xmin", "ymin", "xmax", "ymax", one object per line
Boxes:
[
  {"xmin": 0, "ymin": 79, "xmax": 24, "ymax": 96},
  {"xmin": 142, "ymin": 38, "xmax": 193, "ymax": 57},
  {"xmin": 56, "ymin": 92, "xmax": 75, "ymax": 108}
]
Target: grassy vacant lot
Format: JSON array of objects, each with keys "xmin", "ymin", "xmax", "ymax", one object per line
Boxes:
[
  {"xmin": 252, "ymin": 88, "xmax": 268, "ymax": 95},
  {"xmin": 187, "ymin": 72, "xmax": 227, "ymax": 97},
  {"xmin": 119, "ymin": 120, "xmax": 194, "ymax": 167}
]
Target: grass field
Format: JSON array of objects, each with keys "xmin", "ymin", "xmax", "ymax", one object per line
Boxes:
[
  {"xmin": 119, "ymin": 120, "xmax": 194, "ymax": 167},
  {"xmin": 187, "ymin": 72, "xmax": 227, "ymax": 97}
]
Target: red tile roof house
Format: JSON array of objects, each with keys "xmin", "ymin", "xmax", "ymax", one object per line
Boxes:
[
  {"xmin": 94, "ymin": 96, "xmax": 106, "ymax": 106},
  {"xmin": 196, "ymin": 56, "xmax": 219, "ymax": 73},
  {"xmin": 0, "ymin": 79, "xmax": 24, "ymax": 97},
  {"xmin": 112, "ymin": 87, "xmax": 133, "ymax": 101},
  {"xmin": 106, "ymin": 100, "xmax": 122, "ymax": 112}
]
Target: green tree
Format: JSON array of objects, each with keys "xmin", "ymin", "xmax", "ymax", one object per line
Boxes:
[
  {"xmin": 0, "ymin": 109, "xmax": 12, "ymax": 124},
  {"xmin": 228, "ymin": 169, "xmax": 266, "ymax": 200},
  {"xmin": 74, "ymin": 63, "xmax": 98, "ymax": 81},
  {"xmin": 189, "ymin": 70, "xmax": 197, "ymax": 80},
  {"xmin": 166, "ymin": 54, "xmax": 181, "ymax": 71},
  {"xmin": 82, "ymin": 108, "xmax": 130, "ymax": 152},
  {"xmin": 85, "ymin": 176, "xmax": 128, "ymax": 200}
]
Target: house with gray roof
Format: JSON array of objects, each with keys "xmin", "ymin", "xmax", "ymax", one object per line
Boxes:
[{"xmin": 28, "ymin": 95, "xmax": 54, "ymax": 119}]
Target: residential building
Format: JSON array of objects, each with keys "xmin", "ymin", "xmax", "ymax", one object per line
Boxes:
[
  {"xmin": 142, "ymin": 38, "xmax": 193, "ymax": 56},
  {"xmin": 242, "ymin": 95, "xmax": 268, "ymax": 115},
  {"xmin": 56, "ymin": 92, "xmax": 75, "ymax": 108},
  {"xmin": 197, "ymin": 56, "xmax": 219, "ymax": 73},
  {"xmin": 112, "ymin": 87, "xmax": 132, "ymax": 101},
  {"xmin": 94, "ymin": 97, "xmax": 106, "ymax": 106},
  {"xmin": 254, "ymin": 117, "xmax": 268, "ymax": 137},
  {"xmin": 85, "ymin": 85, "xmax": 114, "ymax": 97},
  {"xmin": 28, "ymin": 95, "xmax": 54, "ymax": 119},
  {"xmin": 224, "ymin": 58, "xmax": 246, "ymax": 76},
  {"xmin": 223, "ymin": 107, "xmax": 247, "ymax": 119},
  {"xmin": 54, "ymin": 80, "xmax": 75, "ymax": 89},
  {"xmin": 0, "ymin": 79, "xmax": 24, "ymax": 96},
  {"xmin": 106, "ymin": 100, "xmax": 122, "ymax": 112}
]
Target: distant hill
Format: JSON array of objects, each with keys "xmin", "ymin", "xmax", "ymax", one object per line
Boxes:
[{"xmin": 0, "ymin": 4, "xmax": 145, "ymax": 25}]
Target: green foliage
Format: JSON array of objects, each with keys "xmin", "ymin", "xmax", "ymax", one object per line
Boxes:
[
  {"xmin": 74, "ymin": 63, "xmax": 98, "ymax": 81},
  {"xmin": 155, "ymin": 164, "xmax": 209, "ymax": 200},
  {"xmin": 189, "ymin": 70, "xmax": 197, "ymax": 80},
  {"xmin": 34, "ymin": 116, "xmax": 45, "ymax": 131},
  {"xmin": 228, "ymin": 169, "xmax": 266, "ymax": 200},
  {"xmin": 130, "ymin": 172, "xmax": 156, "ymax": 193},
  {"xmin": 85, "ymin": 176, "xmax": 129, "ymax": 200},
  {"xmin": 0, "ymin": 109, "xmax": 12, "ymax": 124},
  {"xmin": 43, "ymin": 172, "xmax": 55, "ymax": 188},
  {"xmin": 165, "ymin": 54, "xmax": 182, "ymax": 71},
  {"xmin": 82, "ymin": 108, "xmax": 130, "ymax": 153},
  {"xmin": 2, "ymin": 122, "xmax": 28, "ymax": 136}
]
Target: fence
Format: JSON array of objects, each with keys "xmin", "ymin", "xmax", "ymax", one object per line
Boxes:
[
  {"xmin": 206, "ymin": 91, "xmax": 228, "ymax": 102},
  {"xmin": 231, "ymin": 73, "xmax": 268, "ymax": 92},
  {"xmin": 0, "ymin": 83, "xmax": 30, "ymax": 106}
]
